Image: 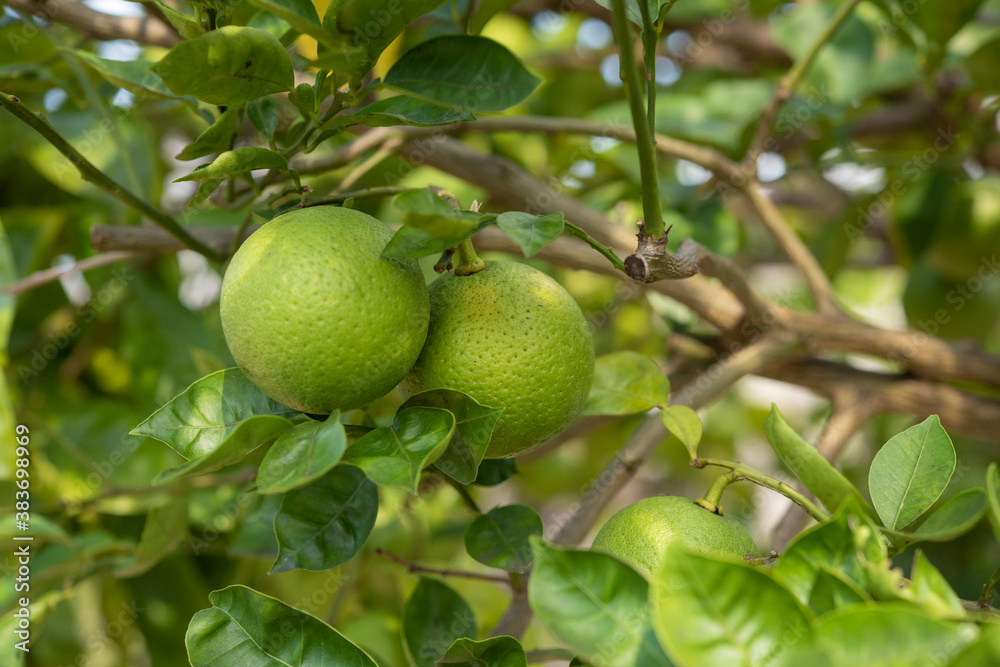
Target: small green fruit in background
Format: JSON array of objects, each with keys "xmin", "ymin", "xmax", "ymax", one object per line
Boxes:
[
  {"xmin": 220, "ymin": 206, "xmax": 429, "ymax": 414},
  {"xmin": 400, "ymin": 261, "xmax": 594, "ymax": 458},
  {"xmin": 591, "ymin": 496, "xmax": 763, "ymax": 578}
]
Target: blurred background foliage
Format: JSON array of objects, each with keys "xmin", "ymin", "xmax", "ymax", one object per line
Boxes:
[{"xmin": 2, "ymin": 0, "xmax": 1000, "ymax": 664}]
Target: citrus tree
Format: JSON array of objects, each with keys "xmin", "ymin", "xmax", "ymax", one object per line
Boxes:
[{"xmin": 2, "ymin": 0, "xmax": 1000, "ymax": 664}]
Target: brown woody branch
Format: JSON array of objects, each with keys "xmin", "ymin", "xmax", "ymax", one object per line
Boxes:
[{"xmin": 6, "ymin": 0, "xmax": 179, "ymax": 47}]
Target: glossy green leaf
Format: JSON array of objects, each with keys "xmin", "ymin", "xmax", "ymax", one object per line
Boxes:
[
  {"xmin": 385, "ymin": 35, "xmax": 540, "ymax": 113},
  {"xmin": 176, "ymin": 108, "xmax": 242, "ymax": 161},
  {"xmin": 472, "ymin": 459, "xmax": 517, "ymax": 486},
  {"xmin": 774, "ymin": 501, "xmax": 885, "ymax": 604},
  {"xmin": 154, "ymin": 415, "xmax": 292, "ymax": 484},
  {"xmin": 248, "ymin": 9, "xmax": 293, "ymax": 40},
  {"xmin": 403, "ymin": 577, "xmax": 476, "ymax": 667},
  {"xmin": 652, "ymin": 547, "xmax": 812, "ymax": 667},
  {"xmin": 464, "ymin": 505, "xmax": 542, "ymax": 573},
  {"xmin": 582, "ymin": 351, "xmax": 669, "ymax": 416},
  {"xmin": 660, "ymin": 404, "xmax": 702, "ymax": 460},
  {"xmin": 337, "ymin": 95, "xmax": 475, "ymax": 128},
  {"xmin": 764, "ymin": 405, "xmax": 873, "ymax": 516},
  {"xmin": 947, "ymin": 624, "xmax": 1000, "ymax": 666},
  {"xmin": 813, "ymin": 605, "xmax": 975, "ymax": 666},
  {"xmin": 529, "ymin": 539, "xmax": 671, "ymax": 667},
  {"xmin": 593, "ymin": 0, "xmax": 673, "ymax": 27},
  {"xmin": 228, "ymin": 493, "xmax": 281, "ymax": 559},
  {"xmin": 132, "ymin": 368, "xmax": 300, "ymax": 459},
  {"xmin": 909, "ymin": 550, "xmax": 966, "ymax": 619},
  {"xmin": 889, "ymin": 488, "xmax": 986, "ymax": 544},
  {"xmin": 808, "ymin": 565, "xmax": 869, "ymax": 614},
  {"xmin": 189, "ymin": 179, "xmax": 225, "ymax": 207},
  {"xmin": 257, "ymin": 412, "xmax": 347, "ymax": 494},
  {"xmin": 343, "ymin": 407, "xmax": 455, "ymax": 493},
  {"xmin": 116, "ymin": 499, "xmax": 188, "ymax": 577},
  {"xmin": 151, "ymin": 26, "xmax": 294, "ymax": 105},
  {"xmin": 401, "ymin": 389, "xmax": 503, "ymax": 484},
  {"xmin": 153, "ymin": 0, "xmax": 204, "ymax": 38},
  {"xmin": 70, "ymin": 50, "xmax": 179, "ymax": 101},
  {"xmin": 186, "ymin": 585, "xmax": 377, "ymax": 665},
  {"xmin": 246, "ymin": 0, "xmax": 334, "ymax": 47},
  {"xmin": 247, "ymin": 97, "xmax": 279, "ymax": 140},
  {"xmin": 868, "ymin": 415, "xmax": 956, "ymax": 530},
  {"xmin": 496, "ymin": 211, "xmax": 564, "ymax": 258},
  {"xmin": 382, "ymin": 220, "xmax": 493, "ymax": 260},
  {"xmin": 175, "ymin": 147, "xmax": 289, "ymax": 183},
  {"xmin": 392, "ymin": 189, "xmax": 484, "ymax": 240},
  {"xmin": 987, "ymin": 462, "xmax": 1000, "ymax": 545},
  {"xmin": 271, "ymin": 464, "xmax": 377, "ymax": 573},
  {"xmin": 438, "ymin": 636, "xmax": 527, "ymax": 667}
]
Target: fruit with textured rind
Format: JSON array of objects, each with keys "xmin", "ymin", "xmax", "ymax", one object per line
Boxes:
[
  {"xmin": 220, "ymin": 206, "xmax": 429, "ymax": 413},
  {"xmin": 400, "ymin": 261, "xmax": 594, "ymax": 458},
  {"xmin": 591, "ymin": 496, "xmax": 763, "ymax": 578}
]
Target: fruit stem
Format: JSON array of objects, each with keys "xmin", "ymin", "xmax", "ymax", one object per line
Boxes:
[
  {"xmin": 691, "ymin": 457, "xmax": 829, "ymax": 523},
  {"xmin": 454, "ymin": 238, "xmax": 485, "ymax": 276},
  {"xmin": 696, "ymin": 472, "xmax": 739, "ymax": 514}
]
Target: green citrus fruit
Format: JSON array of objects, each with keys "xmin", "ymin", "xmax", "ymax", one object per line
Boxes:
[
  {"xmin": 220, "ymin": 206, "xmax": 429, "ymax": 413},
  {"xmin": 399, "ymin": 261, "xmax": 594, "ymax": 458},
  {"xmin": 591, "ymin": 496, "xmax": 762, "ymax": 578}
]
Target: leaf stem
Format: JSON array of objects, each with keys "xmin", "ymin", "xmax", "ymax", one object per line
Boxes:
[
  {"xmin": 563, "ymin": 221, "xmax": 626, "ymax": 273},
  {"xmin": 691, "ymin": 457, "xmax": 829, "ymax": 523},
  {"xmin": 0, "ymin": 93, "xmax": 223, "ymax": 261},
  {"xmin": 374, "ymin": 548, "xmax": 509, "ymax": 583},
  {"xmin": 979, "ymin": 564, "xmax": 1000, "ymax": 607},
  {"xmin": 610, "ymin": 0, "xmax": 663, "ymax": 238},
  {"xmin": 637, "ymin": 0, "xmax": 658, "ymax": 139}
]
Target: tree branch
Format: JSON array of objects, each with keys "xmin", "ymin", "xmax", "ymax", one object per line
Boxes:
[
  {"xmin": 5, "ymin": 0, "xmax": 179, "ymax": 47},
  {"xmin": 375, "ymin": 549, "xmax": 509, "ymax": 584},
  {"xmin": 0, "ymin": 250, "xmax": 141, "ymax": 297}
]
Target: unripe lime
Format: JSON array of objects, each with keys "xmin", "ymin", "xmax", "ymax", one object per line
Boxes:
[
  {"xmin": 591, "ymin": 496, "xmax": 762, "ymax": 578},
  {"xmin": 400, "ymin": 261, "xmax": 594, "ymax": 458},
  {"xmin": 220, "ymin": 206, "xmax": 429, "ymax": 413}
]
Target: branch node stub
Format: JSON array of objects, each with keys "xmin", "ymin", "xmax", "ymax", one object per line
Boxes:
[{"xmin": 624, "ymin": 220, "xmax": 699, "ymax": 283}]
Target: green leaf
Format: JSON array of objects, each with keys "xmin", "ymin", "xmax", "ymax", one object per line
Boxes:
[
  {"xmin": 911, "ymin": 0, "xmax": 985, "ymax": 49},
  {"xmin": 496, "ymin": 211, "xmax": 564, "ymax": 258},
  {"xmin": 401, "ymin": 389, "xmax": 503, "ymax": 484},
  {"xmin": 868, "ymin": 415, "xmax": 956, "ymax": 530},
  {"xmin": 337, "ymin": 95, "xmax": 476, "ymax": 128},
  {"xmin": 382, "ymin": 219, "xmax": 493, "ymax": 260},
  {"xmin": 151, "ymin": 26, "xmax": 294, "ymax": 105},
  {"xmin": 174, "ymin": 147, "xmax": 290, "ymax": 183},
  {"xmin": 947, "ymin": 623, "xmax": 1000, "ymax": 666},
  {"xmin": 403, "ymin": 578, "xmax": 476, "ymax": 667},
  {"xmin": 909, "ymin": 550, "xmax": 966, "ymax": 619},
  {"xmin": 464, "ymin": 505, "xmax": 542, "ymax": 573},
  {"xmin": 176, "ymin": 107, "xmax": 242, "ymax": 161},
  {"xmin": 186, "ymin": 585, "xmax": 377, "ymax": 666},
  {"xmin": 384, "ymin": 35, "xmax": 540, "ymax": 113},
  {"xmin": 392, "ymin": 189, "xmax": 485, "ymax": 239},
  {"xmin": 593, "ymin": 0, "xmax": 674, "ymax": 27},
  {"xmin": 468, "ymin": 0, "xmax": 521, "ymax": 34},
  {"xmin": 70, "ymin": 50, "xmax": 180, "ymax": 102},
  {"xmin": 660, "ymin": 405, "xmax": 702, "ymax": 460},
  {"xmin": 154, "ymin": 415, "xmax": 292, "ymax": 484},
  {"xmin": 889, "ymin": 488, "xmax": 986, "ymax": 544},
  {"xmin": 807, "ymin": 565, "xmax": 869, "ymax": 615},
  {"xmin": 472, "ymin": 459, "xmax": 517, "ymax": 486},
  {"xmin": 246, "ymin": 0, "xmax": 334, "ymax": 47},
  {"xmin": 987, "ymin": 462, "xmax": 1000, "ymax": 545},
  {"xmin": 116, "ymin": 499, "xmax": 188, "ymax": 578},
  {"xmin": 651, "ymin": 547, "xmax": 812, "ymax": 667},
  {"xmin": 438, "ymin": 636, "xmax": 527, "ymax": 667},
  {"xmin": 228, "ymin": 493, "xmax": 281, "ymax": 559},
  {"xmin": 271, "ymin": 464, "xmax": 377, "ymax": 573},
  {"xmin": 764, "ymin": 405, "xmax": 873, "ymax": 516},
  {"xmin": 582, "ymin": 351, "xmax": 669, "ymax": 416},
  {"xmin": 813, "ymin": 605, "xmax": 975, "ymax": 666},
  {"xmin": 132, "ymin": 368, "xmax": 301, "ymax": 459},
  {"xmin": 343, "ymin": 407, "xmax": 455, "ymax": 493},
  {"xmin": 257, "ymin": 412, "xmax": 347, "ymax": 495},
  {"xmin": 247, "ymin": 97, "xmax": 279, "ymax": 140},
  {"xmin": 529, "ymin": 539, "xmax": 671, "ymax": 667},
  {"xmin": 773, "ymin": 501, "xmax": 885, "ymax": 604},
  {"xmin": 153, "ymin": 0, "xmax": 204, "ymax": 38},
  {"xmin": 189, "ymin": 179, "xmax": 225, "ymax": 207},
  {"xmin": 248, "ymin": 9, "xmax": 293, "ymax": 40},
  {"xmin": 966, "ymin": 36, "xmax": 1000, "ymax": 91}
]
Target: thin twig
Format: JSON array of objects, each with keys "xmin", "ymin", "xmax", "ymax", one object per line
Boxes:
[
  {"xmin": 746, "ymin": 0, "xmax": 863, "ymax": 161},
  {"xmin": 691, "ymin": 457, "xmax": 829, "ymax": 523},
  {"xmin": 610, "ymin": 0, "xmax": 663, "ymax": 237},
  {"xmin": 4, "ymin": 0, "xmax": 178, "ymax": 47},
  {"xmin": 302, "ymin": 185, "xmax": 414, "ymax": 207},
  {"xmin": 375, "ymin": 549, "xmax": 509, "ymax": 584},
  {"xmin": 563, "ymin": 221, "xmax": 626, "ymax": 273},
  {"xmin": 0, "ymin": 250, "xmax": 142, "ymax": 297},
  {"xmin": 0, "ymin": 94, "xmax": 222, "ymax": 261}
]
